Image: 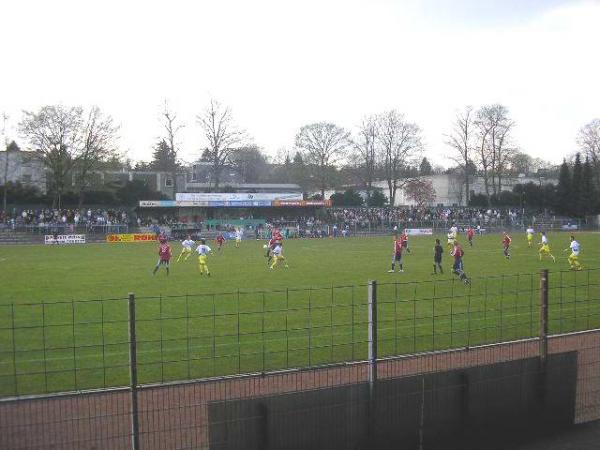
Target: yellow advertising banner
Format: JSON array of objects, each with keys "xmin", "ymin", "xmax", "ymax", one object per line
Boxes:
[{"xmin": 106, "ymin": 233, "xmax": 157, "ymax": 243}]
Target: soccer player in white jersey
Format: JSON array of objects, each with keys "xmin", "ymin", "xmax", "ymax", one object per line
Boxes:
[
  {"xmin": 564, "ymin": 235, "xmax": 582, "ymax": 271},
  {"xmin": 447, "ymin": 224, "xmax": 458, "ymax": 250},
  {"xmin": 450, "ymin": 224, "xmax": 458, "ymax": 237},
  {"xmin": 195, "ymin": 239, "xmax": 213, "ymax": 276},
  {"xmin": 176, "ymin": 235, "xmax": 195, "ymax": 262},
  {"xmin": 235, "ymin": 228, "xmax": 243, "ymax": 248},
  {"xmin": 526, "ymin": 227, "xmax": 535, "ymax": 248}
]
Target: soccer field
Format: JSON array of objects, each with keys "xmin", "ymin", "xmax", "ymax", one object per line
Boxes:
[{"xmin": 1, "ymin": 231, "xmax": 600, "ymax": 397}]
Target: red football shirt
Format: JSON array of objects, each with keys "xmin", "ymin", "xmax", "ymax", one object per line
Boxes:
[
  {"xmin": 394, "ymin": 240, "xmax": 403, "ymax": 254},
  {"xmin": 158, "ymin": 244, "xmax": 172, "ymax": 261}
]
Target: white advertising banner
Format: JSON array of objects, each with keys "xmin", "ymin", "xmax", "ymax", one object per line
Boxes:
[
  {"xmin": 175, "ymin": 192, "xmax": 303, "ymax": 202},
  {"xmin": 403, "ymin": 228, "xmax": 433, "ymax": 236},
  {"xmin": 44, "ymin": 234, "xmax": 86, "ymax": 244}
]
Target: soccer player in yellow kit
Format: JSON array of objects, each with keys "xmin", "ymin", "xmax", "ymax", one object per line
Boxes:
[
  {"xmin": 269, "ymin": 242, "xmax": 289, "ymax": 269},
  {"xmin": 564, "ymin": 235, "xmax": 582, "ymax": 271},
  {"xmin": 176, "ymin": 236, "xmax": 195, "ymax": 262},
  {"xmin": 538, "ymin": 232, "xmax": 556, "ymax": 262},
  {"xmin": 526, "ymin": 227, "xmax": 534, "ymax": 248},
  {"xmin": 195, "ymin": 239, "xmax": 212, "ymax": 276},
  {"xmin": 235, "ymin": 228, "xmax": 243, "ymax": 248}
]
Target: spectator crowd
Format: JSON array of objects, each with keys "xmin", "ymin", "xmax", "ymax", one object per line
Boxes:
[
  {"xmin": 1, "ymin": 205, "xmax": 560, "ymax": 235},
  {"xmin": 0, "ymin": 208, "xmax": 130, "ymax": 229}
]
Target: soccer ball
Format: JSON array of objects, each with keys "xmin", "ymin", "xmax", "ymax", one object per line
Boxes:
[{"xmin": 263, "ymin": 244, "xmax": 268, "ymax": 249}]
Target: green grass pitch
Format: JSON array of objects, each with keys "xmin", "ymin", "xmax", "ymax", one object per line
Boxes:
[{"xmin": 1, "ymin": 231, "xmax": 599, "ymax": 397}]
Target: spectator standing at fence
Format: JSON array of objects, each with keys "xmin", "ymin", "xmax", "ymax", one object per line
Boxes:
[
  {"xmin": 432, "ymin": 239, "xmax": 444, "ymax": 275},
  {"xmin": 153, "ymin": 236, "xmax": 172, "ymax": 276},
  {"xmin": 388, "ymin": 237, "xmax": 405, "ymax": 273}
]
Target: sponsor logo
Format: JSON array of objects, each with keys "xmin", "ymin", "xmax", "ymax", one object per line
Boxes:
[
  {"xmin": 403, "ymin": 228, "xmax": 433, "ymax": 236},
  {"xmin": 44, "ymin": 234, "xmax": 86, "ymax": 244},
  {"xmin": 106, "ymin": 233, "xmax": 157, "ymax": 243}
]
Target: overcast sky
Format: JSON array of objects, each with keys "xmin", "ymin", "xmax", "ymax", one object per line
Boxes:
[{"xmin": 1, "ymin": 0, "xmax": 599, "ymax": 166}]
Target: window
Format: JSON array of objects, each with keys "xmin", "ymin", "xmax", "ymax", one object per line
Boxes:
[
  {"xmin": 165, "ymin": 178, "xmax": 174, "ymax": 187},
  {"xmin": 22, "ymin": 174, "xmax": 32, "ymax": 183}
]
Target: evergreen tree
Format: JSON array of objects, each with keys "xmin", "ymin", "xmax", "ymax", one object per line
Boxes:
[
  {"xmin": 582, "ymin": 156, "xmax": 597, "ymax": 215},
  {"xmin": 571, "ymin": 153, "xmax": 583, "ymax": 216},
  {"xmin": 419, "ymin": 157, "xmax": 433, "ymax": 175},
  {"xmin": 151, "ymin": 139, "xmax": 177, "ymax": 172},
  {"xmin": 368, "ymin": 189, "xmax": 387, "ymax": 207},
  {"xmin": 342, "ymin": 188, "xmax": 364, "ymax": 206},
  {"xmin": 556, "ymin": 159, "xmax": 571, "ymax": 215},
  {"xmin": 291, "ymin": 152, "xmax": 309, "ymax": 194}
]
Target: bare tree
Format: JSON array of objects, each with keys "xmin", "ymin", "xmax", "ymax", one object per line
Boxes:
[
  {"xmin": 377, "ymin": 110, "xmax": 423, "ymax": 206},
  {"xmin": 474, "ymin": 104, "xmax": 515, "ymax": 200},
  {"xmin": 445, "ymin": 106, "xmax": 474, "ymax": 205},
  {"xmin": 295, "ymin": 122, "xmax": 350, "ymax": 199},
  {"xmin": 74, "ymin": 106, "xmax": 119, "ymax": 206},
  {"xmin": 161, "ymin": 101, "xmax": 184, "ymax": 193},
  {"xmin": 197, "ymin": 99, "xmax": 244, "ymax": 190},
  {"xmin": 351, "ymin": 115, "xmax": 378, "ymax": 205},
  {"xmin": 19, "ymin": 106, "xmax": 84, "ymax": 208},
  {"xmin": 2, "ymin": 112, "xmax": 9, "ymax": 211},
  {"xmin": 577, "ymin": 119, "xmax": 600, "ymax": 186}
]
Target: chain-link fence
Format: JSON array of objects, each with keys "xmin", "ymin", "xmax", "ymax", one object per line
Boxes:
[
  {"xmin": 1, "ymin": 268, "xmax": 599, "ymax": 397},
  {"xmin": 1, "ymin": 268, "xmax": 600, "ymax": 449}
]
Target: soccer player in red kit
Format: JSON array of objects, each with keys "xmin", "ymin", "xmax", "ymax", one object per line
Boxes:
[
  {"xmin": 216, "ymin": 234, "xmax": 226, "ymax": 252},
  {"xmin": 388, "ymin": 237, "xmax": 405, "ymax": 273},
  {"xmin": 502, "ymin": 232, "xmax": 512, "ymax": 259},
  {"xmin": 153, "ymin": 237, "xmax": 172, "ymax": 276},
  {"xmin": 467, "ymin": 227, "xmax": 475, "ymax": 247},
  {"xmin": 400, "ymin": 229, "xmax": 411, "ymax": 253},
  {"xmin": 266, "ymin": 231, "xmax": 283, "ymax": 266},
  {"xmin": 451, "ymin": 242, "xmax": 470, "ymax": 284}
]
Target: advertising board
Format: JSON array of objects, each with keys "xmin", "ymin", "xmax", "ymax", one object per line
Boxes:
[{"xmin": 44, "ymin": 234, "xmax": 86, "ymax": 244}]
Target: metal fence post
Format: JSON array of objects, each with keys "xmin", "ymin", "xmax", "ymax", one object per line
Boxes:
[
  {"xmin": 367, "ymin": 280, "xmax": 378, "ymax": 445},
  {"xmin": 539, "ymin": 270, "xmax": 549, "ymax": 366},
  {"xmin": 128, "ymin": 293, "xmax": 140, "ymax": 450},
  {"xmin": 368, "ymin": 280, "xmax": 378, "ymax": 390}
]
